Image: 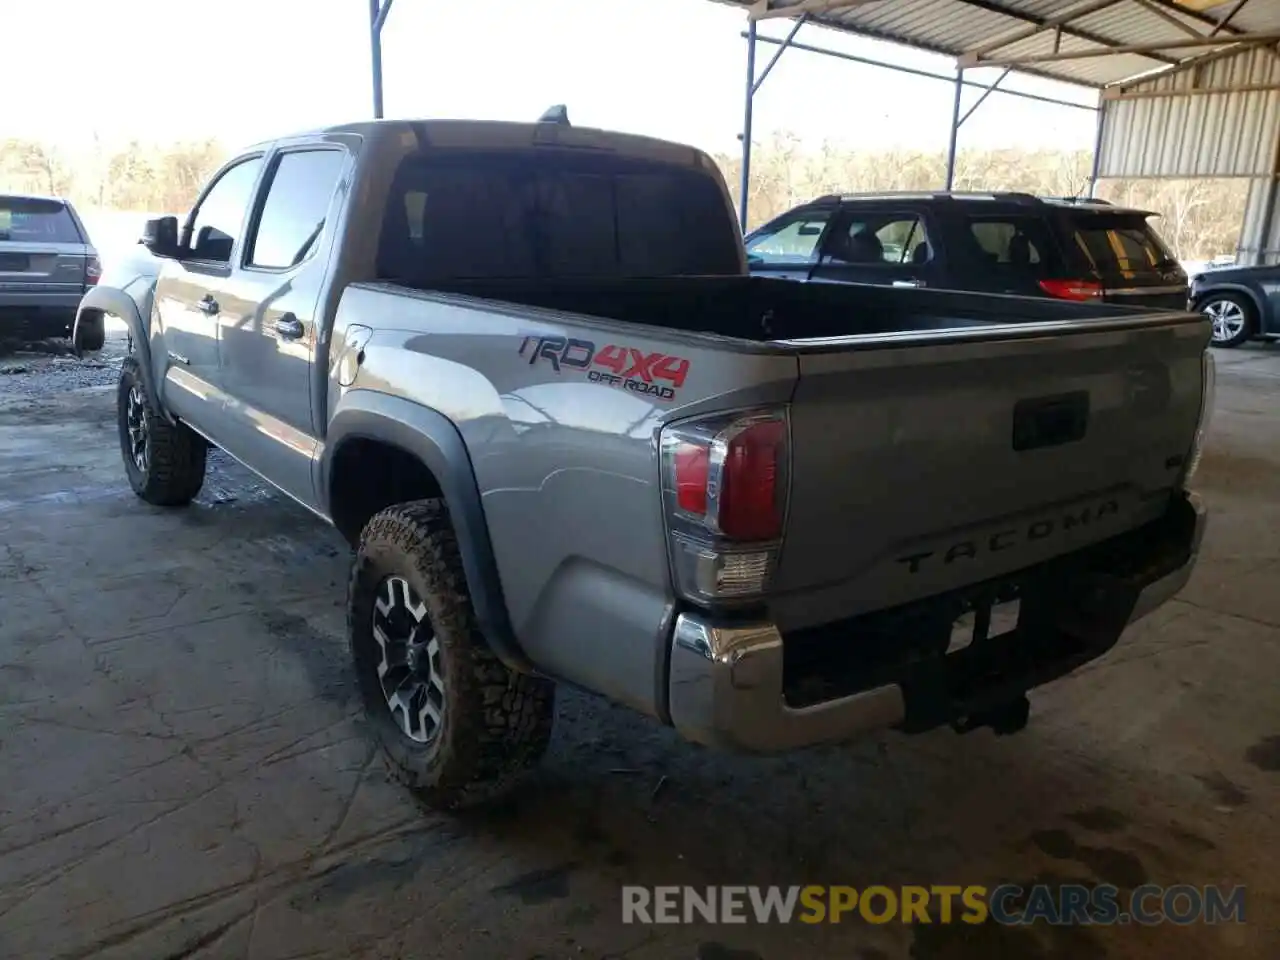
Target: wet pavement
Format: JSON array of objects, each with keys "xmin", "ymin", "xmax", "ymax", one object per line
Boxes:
[{"xmin": 1, "ymin": 332, "xmax": 1278, "ymax": 959}]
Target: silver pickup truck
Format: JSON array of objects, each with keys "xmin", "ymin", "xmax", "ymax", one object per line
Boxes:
[{"xmin": 79, "ymin": 116, "xmax": 1213, "ymax": 809}]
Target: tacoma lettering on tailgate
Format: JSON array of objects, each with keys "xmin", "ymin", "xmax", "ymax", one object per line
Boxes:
[
  {"xmin": 895, "ymin": 498, "xmax": 1122, "ymax": 574},
  {"xmin": 518, "ymin": 334, "xmax": 689, "ymax": 401}
]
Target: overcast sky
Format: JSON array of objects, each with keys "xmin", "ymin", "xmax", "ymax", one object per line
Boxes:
[{"xmin": 8, "ymin": 0, "xmax": 1100, "ymax": 155}]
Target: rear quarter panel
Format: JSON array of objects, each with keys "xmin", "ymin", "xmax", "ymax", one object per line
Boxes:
[{"xmin": 330, "ymin": 284, "xmax": 798, "ymax": 718}]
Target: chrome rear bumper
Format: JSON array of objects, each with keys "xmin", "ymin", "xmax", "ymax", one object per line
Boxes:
[{"xmin": 667, "ymin": 492, "xmax": 1206, "ymax": 753}]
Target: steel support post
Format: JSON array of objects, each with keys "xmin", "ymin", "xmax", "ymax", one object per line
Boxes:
[
  {"xmin": 1087, "ymin": 101, "xmax": 1106, "ymax": 198},
  {"xmin": 739, "ymin": 20, "xmax": 758, "ymax": 231},
  {"xmin": 945, "ymin": 68, "xmax": 963, "ymax": 190},
  {"xmin": 370, "ymin": 0, "xmax": 396, "ymax": 119}
]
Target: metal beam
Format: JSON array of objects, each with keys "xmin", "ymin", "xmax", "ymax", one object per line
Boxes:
[
  {"xmin": 1210, "ymin": 0, "xmax": 1253, "ymax": 36},
  {"xmin": 966, "ymin": 30, "xmax": 1280, "ymax": 68},
  {"xmin": 955, "ymin": 0, "xmax": 1179, "ymax": 66},
  {"xmin": 1144, "ymin": 0, "xmax": 1246, "ymax": 37},
  {"xmin": 739, "ymin": 20, "xmax": 757, "ymax": 231},
  {"xmin": 1130, "ymin": 0, "xmax": 1209, "ymax": 39},
  {"xmin": 374, "ymin": 0, "xmax": 395, "ymax": 32},
  {"xmin": 967, "ymin": 0, "xmax": 1128, "ymax": 58},
  {"xmin": 746, "ymin": 33, "xmax": 1098, "ymax": 110},
  {"xmin": 369, "ymin": 0, "xmax": 395, "ymax": 119},
  {"xmin": 957, "ymin": 67, "xmax": 1010, "ymax": 127},
  {"xmin": 945, "ymin": 70, "xmax": 964, "ymax": 190},
  {"xmin": 1087, "ymin": 96, "xmax": 1105, "ymax": 197},
  {"xmin": 1103, "ymin": 80, "xmax": 1280, "ymax": 100},
  {"xmin": 752, "ymin": 14, "xmax": 808, "ymax": 93},
  {"xmin": 748, "ymin": 0, "xmax": 881, "ymax": 20}
]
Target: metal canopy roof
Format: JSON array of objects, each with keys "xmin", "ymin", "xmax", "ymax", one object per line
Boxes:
[{"xmin": 716, "ymin": 0, "xmax": 1280, "ymax": 88}]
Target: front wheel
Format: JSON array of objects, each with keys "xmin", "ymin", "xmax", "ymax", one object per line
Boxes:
[
  {"xmin": 348, "ymin": 499, "xmax": 555, "ymax": 809},
  {"xmin": 117, "ymin": 357, "xmax": 207, "ymax": 505},
  {"xmin": 1199, "ymin": 293, "xmax": 1255, "ymax": 348}
]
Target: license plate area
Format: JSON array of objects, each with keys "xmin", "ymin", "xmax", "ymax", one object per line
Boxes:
[
  {"xmin": 0, "ymin": 253, "xmax": 30, "ymax": 271},
  {"xmin": 948, "ymin": 597, "xmax": 1022, "ymax": 653}
]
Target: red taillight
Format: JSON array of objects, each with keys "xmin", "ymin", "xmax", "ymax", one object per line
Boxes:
[
  {"xmin": 719, "ymin": 420, "xmax": 785, "ymax": 541},
  {"xmin": 674, "ymin": 444, "xmax": 709, "ymax": 514},
  {"xmin": 1039, "ymin": 278, "xmax": 1102, "ymax": 301},
  {"xmin": 85, "ymin": 256, "xmax": 102, "ymax": 286},
  {"xmin": 662, "ymin": 409, "xmax": 789, "ymax": 604}
]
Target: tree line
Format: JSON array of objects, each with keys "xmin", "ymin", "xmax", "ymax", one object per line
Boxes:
[
  {"xmin": 1, "ymin": 137, "xmax": 226, "ymax": 216},
  {"xmin": 1, "ymin": 133, "xmax": 1249, "ymax": 259}
]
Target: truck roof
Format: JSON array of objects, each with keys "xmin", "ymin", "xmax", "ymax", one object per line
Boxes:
[{"xmin": 246, "ymin": 118, "xmax": 715, "ymax": 170}]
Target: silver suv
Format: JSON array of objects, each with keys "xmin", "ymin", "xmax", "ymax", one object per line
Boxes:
[{"xmin": 1, "ymin": 194, "xmax": 104, "ymax": 348}]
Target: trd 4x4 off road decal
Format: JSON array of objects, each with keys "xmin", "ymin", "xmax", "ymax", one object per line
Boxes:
[{"xmin": 518, "ymin": 334, "xmax": 690, "ymax": 401}]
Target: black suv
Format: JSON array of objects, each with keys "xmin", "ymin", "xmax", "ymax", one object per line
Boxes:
[{"xmin": 744, "ymin": 192, "xmax": 1188, "ymax": 310}]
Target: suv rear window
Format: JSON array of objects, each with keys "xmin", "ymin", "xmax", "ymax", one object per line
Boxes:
[
  {"xmin": 0, "ymin": 197, "xmax": 83, "ymax": 244},
  {"xmin": 1069, "ymin": 214, "xmax": 1175, "ymax": 278},
  {"xmin": 378, "ymin": 151, "xmax": 741, "ymax": 283}
]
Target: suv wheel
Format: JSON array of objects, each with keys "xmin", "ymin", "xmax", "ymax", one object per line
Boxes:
[
  {"xmin": 1199, "ymin": 293, "xmax": 1254, "ymax": 348},
  {"xmin": 117, "ymin": 357, "xmax": 208, "ymax": 505},
  {"xmin": 74, "ymin": 309, "xmax": 106, "ymax": 353},
  {"xmin": 348, "ymin": 499, "xmax": 555, "ymax": 809}
]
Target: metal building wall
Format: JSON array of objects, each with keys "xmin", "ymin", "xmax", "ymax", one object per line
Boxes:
[
  {"xmin": 1097, "ymin": 47, "xmax": 1280, "ymax": 179},
  {"xmin": 1240, "ymin": 177, "xmax": 1280, "ymax": 264}
]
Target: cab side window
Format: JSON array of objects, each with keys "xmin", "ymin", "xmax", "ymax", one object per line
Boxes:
[
  {"xmin": 745, "ymin": 209, "xmax": 833, "ymax": 265},
  {"xmin": 246, "ymin": 150, "xmax": 346, "ymax": 270},
  {"xmin": 186, "ymin": 157, "xmax": 264, "ymax": 264}
]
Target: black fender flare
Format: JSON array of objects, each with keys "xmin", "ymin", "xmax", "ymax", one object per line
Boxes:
[
  {"xmin": 1192, "ymin": 282, "xmax": 1267, "ymax": 330},
  {"xmin": 323, "ymin": 391, "xmax": 531, "ymax": 673},
  {"xmin": 76, "ymin": 286, "xmax": 165, "ymax": 414}
]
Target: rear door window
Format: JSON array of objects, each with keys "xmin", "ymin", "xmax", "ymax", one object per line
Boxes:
[
  {"xmin": 0, "ymin": 197, "xmax": 83, "ymax": 244},
  {"xmin": 1070, "ymin": 214, "xmax": 1175, "ymax": 279},
  {"xmin": 379, "ymin": 151, "xmax": 741, "ymax": 282},
  {"xmin": 965, "ymin": 216, "xmax": 1060, "ymax": 279},
  {"xmin": 246, "ymin": 149, "xmax": 345, "ymax": 270},
  {"xmin": 826, "ymin": 213, "xmax": 932, "ymax": 266}
]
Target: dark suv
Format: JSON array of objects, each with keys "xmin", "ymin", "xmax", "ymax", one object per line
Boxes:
[
  {"xmin": 1, "ymin": 193, "xmax": 103, "ymax": 344},
  {"xmin": 744, "ymin": 192, "xmax": 1188, "ymax": 310}
]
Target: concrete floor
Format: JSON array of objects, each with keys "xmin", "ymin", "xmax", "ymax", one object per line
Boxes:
[{"xmin": 1, "ymin": 331, "xmax": 1278, "ymax": 960}]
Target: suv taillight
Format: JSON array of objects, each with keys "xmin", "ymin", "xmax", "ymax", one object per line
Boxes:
[
  {"xmin": 1039, "ymin": 278, "xmax": 1102, "ymax": 301},
  {"xmin": 660, "ymin": 409, "xmax": 789, "ymax": 605},
  {"xmin": 85, "ymin": 255, "xmax": 102, "ymax": 286}
]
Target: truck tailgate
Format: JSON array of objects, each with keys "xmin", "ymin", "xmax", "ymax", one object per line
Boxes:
[{"xmin": 772, "ymin": 313, "xmax": 1209, "ymax": 629}]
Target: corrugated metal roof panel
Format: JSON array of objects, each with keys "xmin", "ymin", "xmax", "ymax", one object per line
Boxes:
[
  {"xmin": 711, "ymin": 0, "xmax": 1280, "ymax": 88},
  {"xmin": 1099, "ymin": 47, "xmax": 1280, "ymax": 176}
]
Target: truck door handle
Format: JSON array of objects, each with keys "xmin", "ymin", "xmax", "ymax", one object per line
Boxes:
[
  {"xmin": 198, "ymin": 295, "xmax": 219, "ymax": 315},
  {"xmin": 275, "ymin": 314, "xmax": 305, "ymax": 340}
]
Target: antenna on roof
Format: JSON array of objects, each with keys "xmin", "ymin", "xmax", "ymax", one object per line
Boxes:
[{"xmin": 538, "ymin": 104, "xmax": 571, "ymax": 126}]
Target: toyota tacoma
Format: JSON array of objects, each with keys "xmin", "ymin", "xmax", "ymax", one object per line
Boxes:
[{"xmin": 81, "ymin": 115, "xmax": 1214, "ymax": 808}]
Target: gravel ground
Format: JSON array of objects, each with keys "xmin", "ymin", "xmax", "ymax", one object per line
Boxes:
[{"xmin": 1, "ymin": 337, "xmax": 1278, "ymax": 960}]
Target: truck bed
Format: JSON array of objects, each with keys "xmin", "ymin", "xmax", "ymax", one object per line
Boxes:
[
  {"xmin": 348, "ymin": 273, "xmax": 1207, "ymax": 638},
  {"xmin": 430, "ymin": 275, "xmax": 1165, "ymax": 343}
]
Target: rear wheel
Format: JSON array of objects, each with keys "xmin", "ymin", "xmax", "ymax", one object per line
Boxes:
[
  {"xmin": 1199, "ymin": 293, "xmax": 1254, "ymax": 348},
  {"xmin": 348, "ymin": 499, "xmax": 555, "ymax": 809},
  {"xmin": 117, "ymin": 357, "xmax": 207, "ymax": 505}
]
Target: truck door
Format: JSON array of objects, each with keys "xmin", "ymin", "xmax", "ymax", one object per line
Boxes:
[
  {"xmin": 213, "ymin": 146, "xmax": 348, "ymax": 508},
  {"xmin": 152, "ymin": 155, "xmax": 265, "ymax": 431},
  {"xmin": 809, "ymin": 207, "xmax": 941, "ymax": 290}
]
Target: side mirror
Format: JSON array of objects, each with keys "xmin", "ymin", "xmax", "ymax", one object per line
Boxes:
[{"xmin": 140, "ymin": 216, "xmax": 181, "ymax": 258}]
